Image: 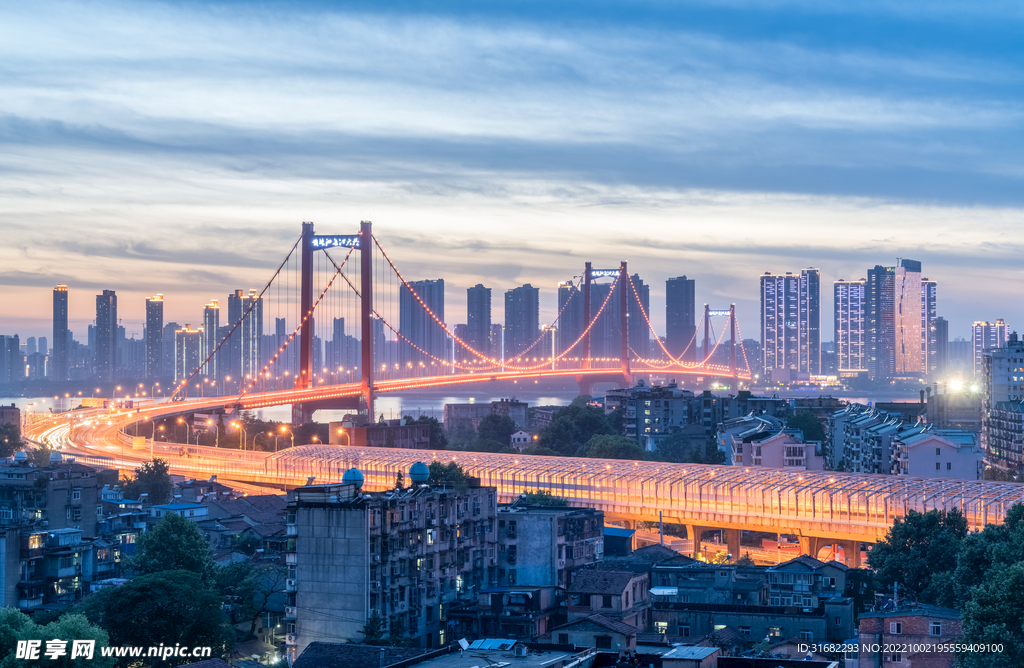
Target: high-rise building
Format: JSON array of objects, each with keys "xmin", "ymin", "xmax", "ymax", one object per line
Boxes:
[
  {"xmin": 556, "ymin": 281, "xmax": 584, "ymax": 361},
  {"xmin": 228, "ymin": 289, "xmax": 264, "ymax": 380},
  {"xmin": 52, "ymin": 285, "xmax": 69, "ymax": 381},
  {"xmin": 866, "ymin": 265, "xmax": 895, "ymax": 379},
  {"xmin": 627, "ymin": 274, "xmax": 650, "ymax": 360},
  {"xmin": 760, "ymin": 269, "xmax": 820, "ymax": 381},
  {"xmin": 893, "ymin": 260, "xmax": 923, "ymax": 375},
  {"xmin": 466, "ymin": 284, "xmax": 491, "ymax": 361},
  {"xmin": 922, "ymin": 279, "xmax": 938, "ymax": 375},
  {"xmin": 973, "ymin": 319, "xmax": 1009, "ymax": 377},
  {"xmin": 26, "ymin": 338, "xmax": 36, "ymax": 356},
  {"xmin": 95, "ymin": 290, "xmax": 117, "ymax": 383},
  {"xmin": 933, "ymin": 316, "xmax": 949, "ymax": 378},
  {"xmin": 666, "ymin": 276, "xmax": 696, "ymax": 362},
  {"xmin": 399, "ymin": 279, "xmax": 446, "ymax": 368},
  {"xmin": 38, "ymin": 337, "xmax": 47, "ymax": 356},
  {"xmin": 162, "ymin": 322, "xmax": 179, "ymax": 379},
  {"xmin": 982, "ymin": 331, "xmax": 1024, "ymax": 472},
  {"xmin": 202, "ymin": 300, "xmax": 220, "ymax": 379},
  {"xmin": 174, "ymin": 324, "xmax": 203, "ymax": 382},
  {"xmin": 145, "ymin": 295, "xmax": 164, "ymax": 379},
  {"xmin": 834, "ymin": 279, "xmax": 867, "ymax": 373},
  {"xmin": 504, "ymin": 284, "xmax": 540, "ymax": 360}
]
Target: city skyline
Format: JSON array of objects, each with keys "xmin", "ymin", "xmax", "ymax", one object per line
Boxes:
[{"xmin": 2, "ymin": 1, "xmax": 1022, "ymax": 341}]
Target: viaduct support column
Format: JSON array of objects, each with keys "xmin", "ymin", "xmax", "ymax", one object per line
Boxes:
[
  {"xmin": 686, "ymin": 525, "xmax": 707, "ymax": 560},
  {"xmin": 620, "ymin": 262, "xmax": 629, "ymax": 381},
  {"xmin": 726, "ymin": 528, "xmax": 741, "ymax": 561},
  {"xmin": 839, "ymin": 540, "xmax": 862, "ymax": 568},
  {"xmin": 360, "ymin": 221, "xmax": 375, "ymax": 424},
  {"xmin": 798, "ymin": 534, "xmax": 823, "ymax": 560}
]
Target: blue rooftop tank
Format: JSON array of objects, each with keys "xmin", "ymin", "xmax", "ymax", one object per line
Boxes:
[
  {"xmin": 409, "ymin": 461, "xmax": 430, "ymax": 484},
  {"xmin": 342, "ymin": 468, "xmax": 364, "ymax": 489}
]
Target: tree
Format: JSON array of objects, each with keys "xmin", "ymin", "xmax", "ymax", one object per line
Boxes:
[
  {"xmin": 735, "ymin": 553, "xmax": 754, "ymax": 566},
  {"xmin": 78, "ymin": 570, "xmax": 233, "ymax": 666},
  {"xmin": 128, "ymin": 512, "xmax": 214, "ymax": 579},
  {"xmin": 0, "ymin": 423, "xmax": 21, "ymax": 459},
  {"xmin": 230, "ymin": 532, "xmax": 261, "ymax": 556},
  {"xmin": 122, "ymin": 458, "xmax": 172, "ymax": 504},
  {"xmin": 579, "ymin": 434, "xmax": 646, "ymax": 460},
  {"xmin": 867, "ymin": 508, "xmax": 967, "ymax": 603},
  {"xmin": 216, "ymin": 561, "xmax": 287, "ymax": 641},
  {"xmin": 477, "ymin": 414, "xmax": 517, "ymax": 447},
  {"xmin": 427, "ymin": 461, "xmax": 468, "ymax": 488},
  {"xmin": 359, "ymin": 610, "xmax": 387, "ymax": 644},
  {"xmin": 934, "ymin": 503, "xmax": 1024, "ymax": 609},
  {"xmin": 651, "ymin": 431, "xmax": 726, "ymax": 464},
  {"xmin": 395, "ymin": 470, "xmax": 405, "ymax": 489},
  {"xmin": 0, "ymin": 611, "xmax": 114, "ymax": 668},
  {"xmin": 960, "ymin": 562, "xmax": 1024, "ymax": 668},
  {"xmin": 786, "ymin": 411, "xmax": 826, "ymax": 443},
  {"xmin": 538, "ymin": 403, "xmax": 615, "ymax": 456},
  {"xmin": 519, "ymin": 490, "xmax": 569, "ymax": 506}
]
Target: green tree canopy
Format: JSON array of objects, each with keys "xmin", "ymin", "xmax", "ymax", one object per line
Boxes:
[
  {"xmin": 428, "ymin": 461, "xmax": 468, "ymax": 488},
  {"xmin": 78, "ymin": 570, "xmax": 233, "ymax": 666},
  {"xmin": 579, "ymin": 434, "xmax": 646, "ymax": 460},
  {"xmin": 960, "ymin": 561, "xmax": 1024, "ymax": 668},
  {"xmin": 128, "ymin": 512, "xmax": 214, "ymax": 579},
  {"xmin": 477, "ymin": 414, "xmax": 517, "ymax": 446},
  {"xmin": 122, "ymin": 458, "xmax": 172, "ymax": 504},
  {"xmin": 216, "ymin": 561, "xmax": 287, "ymax": 641},
  {"xmin": 538, "ymin": 403, "xmax": 616, "ymax": 456},
  {"xmin": 518, "ymin": 490, "xmax": 569, "ymax": 506},
  {"xmin": 650, "ymin": 430, "xmax": 726, "ymax": 464},
  {"xmin": 0, "ymin": 424, "xmax": 22, "ymax": 459},
  {"xmin": 786, "ymin": 411, "xmax": 826, "ymax": 443},
  {"xmin": 0, "ymin": 611, "xmax": 113, "ymax": 668},
  {"xmin": 867, "ymin": 508, "xmax": 968, "ymax": 603}
]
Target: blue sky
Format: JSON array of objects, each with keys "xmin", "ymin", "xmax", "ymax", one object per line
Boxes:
[{"xmin": 1, "ymin": 0, "xmax": 1021, "ymax": 342}]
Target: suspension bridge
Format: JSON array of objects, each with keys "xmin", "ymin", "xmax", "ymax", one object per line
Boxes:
[{"xmin": 23, "ymin": 221, "xmax": 1024, "ymax": 566}]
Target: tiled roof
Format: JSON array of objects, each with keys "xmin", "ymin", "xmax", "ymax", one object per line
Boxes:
[
  {"xmin": 293, "ymin": 642, "xmax": 430, "ymax": 668},
  {"xmin": 568, "ymin": 569, "xmax": 636, "ymax": 595},
  {"xmin": 555, "ymin": 614, "xmax": 638, "ymax": 637}
]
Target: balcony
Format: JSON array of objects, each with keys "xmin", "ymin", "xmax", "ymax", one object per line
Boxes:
[
  {"xmin": 285, "ymin": 553, "xmax": 297, "ymax": 565},
  {"xmin": 287, "ymin": 525, "xmax": 297, "ymax": 537},
  {"xmin": 284, "ymin": 606, "xmax": 297, "ymax": 620}
]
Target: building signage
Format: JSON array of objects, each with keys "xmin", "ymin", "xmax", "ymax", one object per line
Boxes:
[
  {"xmin": 311, "ymin": 235, "xmax": 360, "ymax": 249},
  {"xmin": 707, "ymin": 309, "xmax": 731, "ymax": 317},
  {"xmin": 589, "ymin": 269, "xmax": 619, "ymax": 278}
]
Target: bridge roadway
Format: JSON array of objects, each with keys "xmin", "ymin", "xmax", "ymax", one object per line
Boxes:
[{"xmin": 24, "ymin": 381, "xmax": 1024, "ymax": 568}]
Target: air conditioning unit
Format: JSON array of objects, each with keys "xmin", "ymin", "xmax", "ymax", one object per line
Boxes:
[
  {"xmin": 286, "ymin": 578, "xmax": 297, "ymax": 588},
  {"xmin": 513, "ymin": 645, "xmax": 528, "ymax": 657},
  {"xmin": 373, "ymin": 556, "xmax": 380, "ymax": 562},
  {"xmin": 285, "ymin": 634, "xmax": 297, "ymax": 645},
  {"xmin": 430, "ymin": 519, "xmax": 437, "ymax": 526},
  {"xmin": 371, "ymin": 581, "xmax": 381, "ymax": 589}
]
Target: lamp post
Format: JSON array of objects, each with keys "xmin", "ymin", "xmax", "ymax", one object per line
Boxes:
[
  {"xmin": 177, "ymin": 417, "xmax": 190, "ymax": 446},
  {"xmin": 280, "ymin": 425, "xmax": 292, "ymax": 452},
  {"xmin": 232, "ymin": 422, "xmax": 246, "ymax": 451},
  {"xmin": 151, "ymin": 382, "xmax": 160, "ymax": 402}
]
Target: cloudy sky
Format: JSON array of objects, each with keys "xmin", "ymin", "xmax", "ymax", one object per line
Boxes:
[{"xmin": 1, "ymin": 0, "xmax": 1022, "ymax": 344}]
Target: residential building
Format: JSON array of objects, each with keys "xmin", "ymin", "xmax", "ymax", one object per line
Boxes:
[
  {"xmin": 496, "ymin": 504, "xmax": 603, "ymax": 588},
  {"xmin": 174, "ymin": 325, "xmax": 203, "ymax": 382},
  {"xmin": 666, "ymin": 276, "xmax": 697, "ymax": 363},
  {"xmin": 145, "ymin": 294, "xmax": 163, "ymax": 379},
  {"xmin": 834, "ymin": 279, "xmax": 867, "ymax": 375},
  {"xmin": 544, "ymin": 615, "xmax": 637, "ymax": 654},
  {"xmin": 604, "ymin": 381, "xmax": 695, "ymax": 449},
  {"xmin": 505, "ymin": 284, "xmax": 540, "ymax": 361},
  {"xmin": 891, "ymin": 429, "xmax": 983, "ymax": 479},
  {"xmin": 851, "ymin": 604, "xmax": 962, "ymax": 668},
  {"xmin": 149, "ymin": 502, "xmax": 210, "ymax": 521},
  {"xmin": 556, "ymin": 281, "xmax": 584, "ymax": 361},
  {"xmin": 202, "ymin": 300, "xmax": 219, "ymax": 379},
  {"xmin": 973, "ymin": 319, "xmax": 1009, "ymax": 377},
  {"xmin": 927, "ymin": 388, "xmax": 982, "ymax": 433},
  {"xmin": 466, "ymin": 284, "xmax": 491, "ymax": 361},
  {"xmin": 287, "ymin": 477, "xmax": 498, "ymax": 656},
  {"xmin": 982, "ymin": 331, "xmax": 1024, "ymax": 472},
  {"xmin": 933, "ymin": 316, "xmax": 949, "ymax": 377},
  {"xmin": 892, "ymin": 260, "xmax": 924, "ymax": 375},
  {"xmin": 52, "ymin": 285, "xmax": 69, "ymax": 381},
  {"xmin": 567, "ymin": 569, "xmax": 650, "ymax": 629},
  {"xmin": 760, "ymin": 269, "xmax": 820, "ymax": 382},
  {"xmin": 227, "ymin": 289, "xmax": 264, "ymax": 381},
  {"xmin": 766, "ymin": 556, "xmax": 848, "ymax": 609},
  {"xmin": 399, "ymin": 279, "xmax": 446, "ymax": 368},
  {"xmin": 922, "ymin": 278, "xmax": 937, "ymax": 375},
  {"xmin": 95, "ymin": 289, "xmax": 117, "ymax": 382},
  {"xmin": 650, "ymin": 560, "xmax": 766, "ymax": 607},
  {"xmin": 442, "ymin": 399, "xmax": 529, "ymax": 433},
  {"xmin": 332, "ymin": 418, "xmax": 432, "ymax": 449},
  {"xmin": 729, "ymin": 425, "xmax": 825, "ymax": 470},
  {"xmin": 477, "ymin": 585, "xmax": 562, "ymax": 640}
]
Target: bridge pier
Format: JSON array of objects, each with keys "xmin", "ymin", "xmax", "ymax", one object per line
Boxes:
[
  {"xmin": 726, "ymin": 528, "xmax": 741, "ymax": 561},
  {"xmin": 686, "ymin": 524, "xmax": 708, "ymax": 560}
]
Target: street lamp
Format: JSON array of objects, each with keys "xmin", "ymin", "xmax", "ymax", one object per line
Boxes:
[
  {"xmin": 280, "ymin": 425, "xmax": 292, "ymax": 452},
  {"xmin": 177, "ymin": 417, "xmax": 190, "ymax": 446},
  {"xmin": 207, "ymin": 419, "xmax": 218, "ymax": 447},
  {"xmin": 231, "ymin": 422, "xmax": 247, "ymax": 450}
]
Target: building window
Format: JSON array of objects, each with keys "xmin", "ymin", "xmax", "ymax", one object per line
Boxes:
[
  {"xmin": 739, "ymin": 626, "xmax": 750, "ymax": 636},
  {"xmin": 681, "ymin": 625, "xmax": 690, "ymax": 637},
  {"xmin": 595, "ymin": 636, "xmax": 611, "ymax": 649},
  {"xmin": 947, "ymin": 462, "xmax": 952, "ymax": 470},
  {"xmin": 931, "ymin": 622, "xmax": 942, "ymax": 636},
  {"xmin": 655, "ymin": 622, "xmax": 667, "ymax": 634},
  {"xmin": 0, "ymin": 509, "xmax": 12, "ymax": 520},
  {"xmin": 768, "ymin": 627, "xmax": 780, "ymax": 638},
  {"xmin": 558, "ymin": 634, "xmax": 569, "ymax": 645},
  {"xmin": 835, "ymin": 616, "xmax": 841, "ymax": 626},
  {"xmin": 936, "ymin": 462, "xmax": 941, "ymax": 470},
  {"xmin": 936, "ymin": 448, "xmax": 941, "ymax": 456},
  {"xmin": 890, "ymin": 622, "xmax": 902, "ymax": 634},
  {"xmin": 72, "ymin": 489, "xmax": 81, "ymax": 501},
  {"xmin": 892, "ymin": 652, "xmax": 903, "ymax": 663},
  {"xmin": 799, "ymin": 630, "xmax": 812, "ymax": 641},
  {"xmin": 602, "ymin": 595, "xmax": 613, "ymax": 608}
]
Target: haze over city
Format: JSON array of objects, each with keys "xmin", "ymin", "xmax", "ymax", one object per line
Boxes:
[{"xmin": 2, "ymin": 1, "xmax": 1023, "ymax": 342}]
